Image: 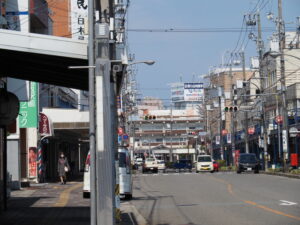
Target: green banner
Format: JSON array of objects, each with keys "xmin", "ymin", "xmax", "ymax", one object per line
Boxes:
[{"xmin": 19, "ymin": 82, "xmax": 38, "ymax": 128}]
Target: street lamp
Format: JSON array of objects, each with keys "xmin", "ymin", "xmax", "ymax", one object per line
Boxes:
[{"xmin": 128, "ymin": 60, "xmax": 155, "ymax": 66}]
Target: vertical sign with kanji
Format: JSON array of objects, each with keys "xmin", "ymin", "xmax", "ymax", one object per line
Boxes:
[
  {"xmin": 71, "ymin": 0, "xmax": 88, "ymax": 40},
  {"xmin": 19, "ymin": 82, "xmax": 38, "ymax": 128}
]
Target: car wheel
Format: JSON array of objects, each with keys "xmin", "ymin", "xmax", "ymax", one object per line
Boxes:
[
  {"xmin": 237, "ymin": 170, "xmax": 241, "ymax": 174},
  {"xmin": 83, "ymin": 192, "xmax": 90, "ymax": 199},
  {"xmin": 125, "ymin": 194, "xmax": 132, "ymax": 200},
  {"xmin": 254, "ymin": 170, "xmax": 259, "ymax": 174},
  {"xmin": 210, "ymin": 170, "xmax": 214, "ymax": 173},
  {"xmin": 196, "ymin": 171, "xmax": 199, "ymax": 173}
]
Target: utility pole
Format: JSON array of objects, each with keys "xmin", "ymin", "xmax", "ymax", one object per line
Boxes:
[
  {"xmin": 93, "ymin": 1, "xmax": 116, "ymax": 224},
  {"xmin": 257, "ymin": 11, "xmax": 269, "ymax": 171},
  {"xmin": 88, "ymin": 0, "xmax": 96, "ymax": 224},
  {"xmin": 229, "ymin": 60, "xmax": 235, "ymax": 166},
  {"xmin": 278, "ymin": 0, "xmax": 289, "ymax": 172},
  {"xmin": 241, "ymin": 51, "xmax": 249, "ymax": 153},
  {"xmin": 218, "ymin": 87, "xmax": 224, "ymax": 160}
]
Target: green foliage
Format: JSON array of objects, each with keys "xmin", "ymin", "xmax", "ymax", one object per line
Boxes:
[
  {"xmin": 165, "ymin": 162, "xmax": 174, "ymax": 168},
  {"xmin": 216, "ymin": 160, "xmax": 226, "ymax": 168}
]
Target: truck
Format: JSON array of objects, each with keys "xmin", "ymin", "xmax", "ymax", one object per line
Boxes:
[{"xmin": 142, "ymin": 158, "xmax": 158, "ymax": 173}]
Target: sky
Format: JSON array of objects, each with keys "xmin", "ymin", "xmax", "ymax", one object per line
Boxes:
[{"xmin": 127, "ymin": 0, "xmax": 300, "ymax": 103}]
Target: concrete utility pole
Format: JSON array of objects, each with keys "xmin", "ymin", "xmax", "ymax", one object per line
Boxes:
[
  {"xmin": 278, "ymin": 0, "xmax": 289, "ymax": 171},
  {"xmin": 257, "ymin": 12, "xmax": 269, "ymax": 171},
  {"xmin": 218, "ymin": 87, "xmax": 224, "ymax": 160},
  {"xmin": 241, "ymin": 51, "xmax": 249, "ymax": 153},
  {"xmin": 88, "ymin": 0, "xmax": 97, "ymax": 224},
  {"xmin": 229, "ymin": 61, "xmax": 235, "ymax": 166},
  {"xmin": 90, "ymin": 0, "xmax": 116, "ymax": 224}
]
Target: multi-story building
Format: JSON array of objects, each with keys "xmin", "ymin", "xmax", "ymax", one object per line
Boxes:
[
  {"xmin": 130, "ymin": 107, "xmax": 204, "ymax": 162},
  {"xmin": 261, "ymin": 31, "xmax": 300, "ymax": 165},
  {"xmin": 204, "ymin": 67, "xmax": 254, "ymax": 161}
]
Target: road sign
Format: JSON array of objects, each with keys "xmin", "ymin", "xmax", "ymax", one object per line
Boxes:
[
  {"xmin": 248, "ymin": 127, "xmax": 255, "ymax": 135},
  {"xmin": 282, "ymin": 130, "xmax": 288, "ymax": 153},
  {"xmin": 289, "ymin": 127, "xmax": 299, "ymax": 138},
  {"xmin": 222, "ymin": 129, "xmax": 228, "ymax": 136}
]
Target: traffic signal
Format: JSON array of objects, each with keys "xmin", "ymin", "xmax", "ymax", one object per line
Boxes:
[
  {"xmin": 144, "ymin": 115, "xmax": 156, "ymax": 120},
  {"xmin": 224, "ymin": 106, "xmax": 238, "ymax": 112}
]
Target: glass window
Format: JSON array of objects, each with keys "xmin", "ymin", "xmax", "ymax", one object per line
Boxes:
[
  {"xmin": 119, "ymin": 152, "xmax": 126, "ymax": 168},
  {"xmin": 198, "ymin": 156, "xmax": 212, "ymax": 162}
]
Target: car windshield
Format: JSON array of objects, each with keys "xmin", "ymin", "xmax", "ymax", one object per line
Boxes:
[
  {"xmin": 119, "ymin": 152, "xmax": 126, "ymax": 168},
  {"xmin": 179, "ymin": 160, "xmax": 191, "ymax": 164},
  {"xmin": 157, "ymin": 161, "xmax": 164, "ymax": 164},
  {"xmin": 198, "ymin": 156, "xmax": 212, "ymax": 162},
  {"xmin": 146, "ymin": 158, "xmax": 155, "ymax": 162},
  {"xmin": 240, "ymin": 154, "xmax": 257, "ymax": 163}
]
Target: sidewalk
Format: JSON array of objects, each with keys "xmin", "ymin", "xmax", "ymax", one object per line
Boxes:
[{"xmin": 0, "ymin": 181, "xmax": 140, "ymax": 225}]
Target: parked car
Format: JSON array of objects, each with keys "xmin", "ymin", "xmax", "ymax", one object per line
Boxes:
[
  {"xmin": 196, "ymin": 155, "xmax": 214, "ymax": 173},
  {"xmin": 173, "ymin": 159, "xmax": 192, "ymax": 172},
  {"xmin": 157, "ymin": 160, "xmax": 166, "ymax": 172},
  {"xmin": 135, "ymin": 158, "xmax": 143, "ymax": 166},
  {"xmin": 213, "ymin": 161, "xmax": 219, "ymax": 172},
  {"xmin": 236, "ymin": 153, "xmax": 260, "ymax": 174},
  {"xmin": 83, "ymin": 148, "xmax": 133, "ymax": 200},
  {"xmin": 142, "ymin": 158, "xmax": 158, "ymax": 173}
]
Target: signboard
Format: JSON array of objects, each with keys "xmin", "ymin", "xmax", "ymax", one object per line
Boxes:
[
  {"xmin": 71, "ymin": 0, "xmax": 88, "ymax": 40},
  {"xmin": 39, "ymin": 113, "xmax": 53, "ymax": 136},
  {"xmin": 227, "ymin": 133, "xmax": 231, "ymax": 144},
  {"xmin": 275, "ymin": 115, "xmax": 283, "ymax": 124},
  {"xmin": 19, "ymin": 82, "xmax": 38, "ymax": 128},
  {"xmin": 28, "ymin": 147, "xmax": 37, "ymax": 178},
  {"xmin": 282, "ymin": 130, "xmax": 288, "ymax": 153},
  {"xmin": 289, "ymin": 127, "xmax": 298, "ymax": 138},
  {"xmin": 183, "ymin": 83, "xmax": 204, "ymax": 101},
  {"xmin": 248, "ymin": 127, "xmax": 255, "ymax": 135},
  {"xmin": 222, "ymin": 129, "xmax": 228, "ymax": 136},
  {"xmin": 216, "ymin": 135, "xmax": 220, "ymax": 145}
]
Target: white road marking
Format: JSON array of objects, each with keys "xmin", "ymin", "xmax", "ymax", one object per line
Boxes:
[{"xmin": 280, "ymin": 200, "xmax": 298, "ymax": 206}]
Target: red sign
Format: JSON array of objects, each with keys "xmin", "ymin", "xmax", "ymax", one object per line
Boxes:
[
  {"xmin": 28, "ymin": 147, "xmax": 37, "ymax": 178},
  {"xmin": 39, "ymin": 113, "xmax": 52, "ymax": 136},
  {"xmin": 222, "ymin": 129, "xmax": 228, "ymax": 136},
  {"xmin": 248, "ymin": 127, "xmax": 255, "ymax": 135},
  {"xmin": 234, "ymin": 150, "xmax": 240, "ymax": 166},
  {"xmin": 118, "ymin": 127, "xmax": 124, "ymax": 135},
  {"xmin": 275, "ymin": 115, "xmax": 283, "ymax": 124}
]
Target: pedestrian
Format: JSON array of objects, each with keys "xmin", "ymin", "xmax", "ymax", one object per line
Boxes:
[{"xmin": 57, "ymin": 152, "xmax": 70, "ymax": 185}]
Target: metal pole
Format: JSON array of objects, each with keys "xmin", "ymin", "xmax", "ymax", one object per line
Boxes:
[
  {"xmin": 257, "ymin": 11, "xmax": 269, "ymax": 171},
  {"xmin": 88, "ymin": 0, "xmax": 97, "ymax": 224},
  {"xmin": 278, "ymin": 0, "xmax": 289, "ymax": 172},
  {"xmin": 241, "ymin": 51, "xmax": 249, "ymax": 153},
  {"xmin": 219, "ymin": 95, "xmax": 224, "ymax": 160},
  {"xmin": 230, "ymin": 62, "xmax": 235, "ymax": 166},
  {"xmin": 169, "ymin": 105, "xmax": 173, "ymax": 162},
  {"xmin": 276, "ymin": 95, "xmax": 281, "ymax": 165}
]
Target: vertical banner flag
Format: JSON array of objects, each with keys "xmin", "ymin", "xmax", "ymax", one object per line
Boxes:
[
  {"xmin": 216, "ymin": 135, "xmax": 220, "ymax": 145},
  {"xmin": 19, "ymin": 82, "xmax": 38, "ymax": 128}
]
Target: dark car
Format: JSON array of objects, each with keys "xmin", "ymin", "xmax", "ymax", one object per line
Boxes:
[
  {"xmin": 237, "ymin": 153, "xmax": 260, "ymax": 174},
  {"xmin": 173, "ymin": 159, "xmax": 192, "ymax": 172}
]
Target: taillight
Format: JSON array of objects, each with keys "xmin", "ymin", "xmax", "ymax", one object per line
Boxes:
[{"xmin": 85, "ymin": 154, "xmax": 90, "ymax": 172}]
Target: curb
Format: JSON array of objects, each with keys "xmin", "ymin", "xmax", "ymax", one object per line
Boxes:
[
  {"xmin": 261, "ymin": 171, "xmax": 300, "ymax": 179},
  {"xmin": 121, "ymin": 202, "xmax": 148, "ymax": 225}
]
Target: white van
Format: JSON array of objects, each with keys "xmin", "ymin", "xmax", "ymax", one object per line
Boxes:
[
  {"xmin": 118, "ymin": 148, "xmax": 133, "ymax": 199},
  {"xmin": 83, "ymin": 148, "xmax": 133, "ymax": 200},
  {"xmin": 196, "ymin": 155, "xmax": 214, "ymax": 173}
]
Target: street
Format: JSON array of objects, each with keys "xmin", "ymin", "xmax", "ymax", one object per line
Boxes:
[{"xmin": 131, "ymin": 172, "xmax": 300, "ymax": 225}]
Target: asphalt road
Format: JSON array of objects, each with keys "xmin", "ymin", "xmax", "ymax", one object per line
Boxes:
[{"xmin": 131, "ymin": 171, "xmax": 300, "ymax": 225}]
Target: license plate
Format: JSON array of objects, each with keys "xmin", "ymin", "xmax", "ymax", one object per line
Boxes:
[
  {"xmin": 247, "ymin": 168, "xmax": 252, "ymax": 171},
  {"xmin": 150, "ymin": 168, "xmax": 153, "ymax": 170}
]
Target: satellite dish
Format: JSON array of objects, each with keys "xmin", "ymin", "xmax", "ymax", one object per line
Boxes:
[{"xmin": 0, "ymin": 90, "xmax": 20, "ymax": 126}]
